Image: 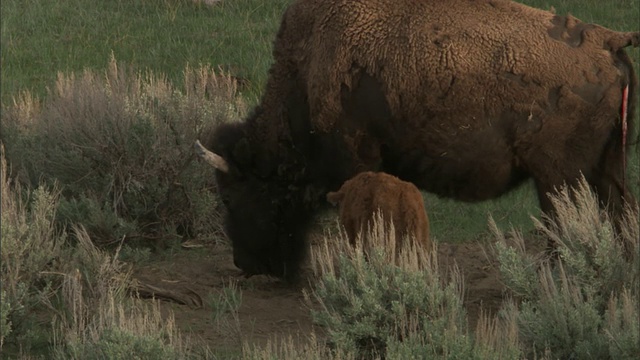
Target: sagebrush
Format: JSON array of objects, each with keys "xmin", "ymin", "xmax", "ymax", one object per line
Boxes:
[
  {"xmin": 1, "ymin": 56, "xmax": 244, "ymax": 248},
  {"xmin": 492, "ymin": 177, "xmax": 639, "ymax": 359},
  {"xmin": 1, "ymin": 145, "xmax": 205, "ymax": 358},
  {"xmin": 307, "ymin": 213, "xmax": 520, "ymax": 359}
]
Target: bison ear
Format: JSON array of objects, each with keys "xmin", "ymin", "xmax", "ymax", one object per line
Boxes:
[{"xmin": 326, "ymin": 191, "xmax": 344, "ymax": 206}]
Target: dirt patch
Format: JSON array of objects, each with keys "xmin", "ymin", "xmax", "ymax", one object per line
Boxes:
[{"xmin": 132, "ymin": 232, "xmax": 545, "ymax": 353}]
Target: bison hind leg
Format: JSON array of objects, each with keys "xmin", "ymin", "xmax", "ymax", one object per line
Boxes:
[{"xmin": 589, "ymin": 138, "xmax": 638, "ymax": 234}]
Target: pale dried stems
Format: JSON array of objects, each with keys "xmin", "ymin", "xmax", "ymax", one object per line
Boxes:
[
  {"xmin": 55, "ymin": 283, "xmax": 188, "ymax": 356},
  {"xmin": 537, "ymin": 178, "xmax": 638, "ymax": 297},
  {"xmin": 53, "ymin": 225, "xmax": 192, "ymax": 356},
  {"xmin": 242, "ymin": 332, "xmax": 356, "ymax": 360},
  {"xmin": 604, "ymin": 288, "xmax": 639, "ymax": 351},
  {"xmin": 62, "ymin": 225, "xmax": 130, "ymax": 308},
  {"xmin": 309, "ymin": 211, "xmax": 500, "ymax": 358},
  {"xmin": 311, "ymin": 210, "xmax": 465, "ymax": 320},
  {"xmin": 492, "ymin": 176, "xmax": 639, "ymax": 358},
  {"xmin": 54, "ymin": 225, "xmax": 131, "ymax": 343},
  {"xmin": 0, "ymin": 143, "xmax": 64, "ymax": 308},
  {"xmin": 492, "ymin": 176, "xmax": 638, "ymax": 301},
  {"xmin": 536, "ymin": 178, "xmax": 638, "ymax": 259},
  {"xmin": 312, "ymin": 210, "xmax": 445, "ymax": 278},
  {"xmin": 474, "ymin": 305, "xmax": 520, "ymax": 359},
  {"xmin": 3, "ymin": 55, "xmax": 244, "ymax": 245},
  {"xmin": 489, "ymin": 217, "xmax": 545, "ymax": 299},
  {"xmin": 208, "ymin": 280, "xmax": 244, "ymax": 346},
  {"xmin": 7, "ymin": 91, "xmax": 40, "ymax": 132}
]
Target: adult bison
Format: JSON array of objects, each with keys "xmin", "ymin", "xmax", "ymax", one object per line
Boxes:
[
  {"xmin": 327, "ymin": 171, "xmax": 432, "ymax": 256},
  {"xmin": 195, "ymin": 0, "xmax": 639, "ymax": 280}
]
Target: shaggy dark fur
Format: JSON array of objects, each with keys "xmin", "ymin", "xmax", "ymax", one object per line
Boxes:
[
  {"xmin": 327, "ymin": 172, "xmax": 432, "ymax": 256},
  {"xmin": 199, "ymin": 0, "xmax": 639, "ymax": 280}
]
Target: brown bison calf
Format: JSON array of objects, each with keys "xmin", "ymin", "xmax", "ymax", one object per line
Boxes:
[{"xmin": 327, "ymin": 172, "xmax": 432, "ymax": 255}]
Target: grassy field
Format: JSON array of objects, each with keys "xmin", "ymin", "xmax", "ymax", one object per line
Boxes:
[
  {"xmin": 1, "ymin": 0, "xmax": 639, "ymax": 358},
  {"xmin": 3, "ymin": 0, "xmax": 638, "ymax": 242},
  {"xmin": 2, "ymin": 0, "xmax": 638, "ymax": 102},
  {"xmin": 1, "ymin": 0, "xmax": 291, "ymax": 104}
]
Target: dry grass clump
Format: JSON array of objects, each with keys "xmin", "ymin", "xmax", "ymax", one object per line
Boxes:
[
  {"xmin": 492, "ymin": 177, "xmax": 639, "ymax": 359},
  {"xmin": 242, "ymin": 333, "xmax": 352, "ymax": 360},
  {"xmin": 306, "ymin": 212, "xmax": 520, "ymax": 359},
  {"xmin": 1, "ymin": 144, "xmax": 66, "ymax": 353},
  {"xmin": 1, "ymin": 55, "xmax": 245, "ymax": 248},
  {"xmin": 1, "ymin": 146, "xmax": 202, "ymax": 358},
  {"xmin": 50, "ymin": 226, "xmax": 207, "ymax": 359},
  {"xmin": 54, "ymin": 265, "xmax": 197, "ymax": 359}
]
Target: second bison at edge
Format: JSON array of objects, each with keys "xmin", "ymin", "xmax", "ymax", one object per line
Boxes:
[{"xmin": 327, "ymin": 172, "xmax": 432, "ymax": 255}]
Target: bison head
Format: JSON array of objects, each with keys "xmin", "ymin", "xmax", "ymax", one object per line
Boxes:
[{"xmin": 195, "ymin": 123, "xmax": 311, "ymax": 281}]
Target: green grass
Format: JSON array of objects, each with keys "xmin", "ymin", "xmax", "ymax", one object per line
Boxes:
[
  {"xmin": 2, "ymin": 0, "xmax": 637, "ymax": 104},
  {"xmin": 425, "ymin": 182, "xmax": 540, "ymax": 243},
  {"xmin": 1, "ymin": 0, "xmax": 639, "ymax": 243},
  {"xmin": 0, "ymin": 0, "xmax": 291, "ymax": 104},
  {"xmin": 522, "ymin": 0, "xmax": 639, "ymax": 28}
]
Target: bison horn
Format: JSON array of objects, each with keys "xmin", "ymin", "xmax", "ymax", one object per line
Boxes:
[{"xmin": 194, "ymin": 140, "xmax": 229, "ymax": 173}]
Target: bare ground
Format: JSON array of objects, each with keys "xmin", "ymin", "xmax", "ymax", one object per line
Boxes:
[{"xmin": 132, "ymin": 227, "xmax": 546, "ymax": 355}]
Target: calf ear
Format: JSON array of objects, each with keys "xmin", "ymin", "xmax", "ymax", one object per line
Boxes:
[{"xmin": 326, "ymin": 191, "xmax": 344, "ymax": 206}]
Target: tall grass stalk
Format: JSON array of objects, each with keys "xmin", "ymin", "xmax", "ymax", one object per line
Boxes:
[{"xmin": 51, "ymin": 225, "xmax": 205, "ymax": 359}]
